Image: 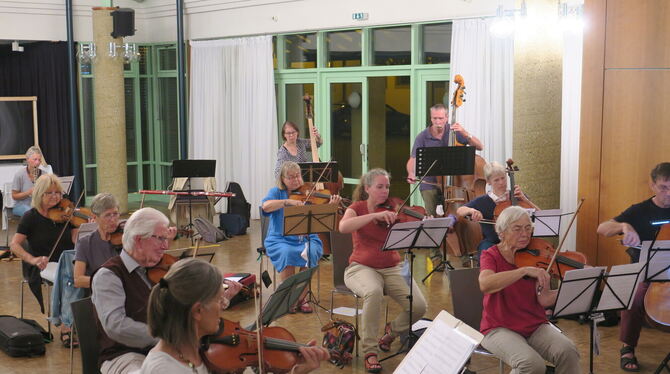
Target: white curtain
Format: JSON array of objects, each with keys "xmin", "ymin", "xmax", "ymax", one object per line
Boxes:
[
  {"xmin": 448, "ymin": 18, "xmax": 514, "ymax": 165},
  {"xmin": 189, "ymin": 36, "xmax": 277, "ymax": 220},
  {"xmin": 559, "ymin": 28, "xmax": 583, "ymax": 252}
]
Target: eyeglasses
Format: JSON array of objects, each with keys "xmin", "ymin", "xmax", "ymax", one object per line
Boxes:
[
  {"xmin": 44, "ymin": 191, "xmax": 62, "ymax": 196},
  {"xmin": 284, "ymin": 131, "xmax": 298, "ymax": 136},
  {"xmin": 510, "ymin": 225, "xmax": 533, "ymax": 234},
  {"xmin": 150, "ymin": 235, "xmax": 169, "ymax": 243},
  {"xmin": 100, "ymin": 212, "xmax": 120, "ymax": 220},
  {"xmin": 284, "ymin": 174, "xmax": 301, "ymax": 181}
]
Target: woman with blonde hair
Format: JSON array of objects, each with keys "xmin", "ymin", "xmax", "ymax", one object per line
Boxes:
[
  {"xmin": 11, "ymin": 146, "xmax": 49, "ymax": 217},
  {"xmin": 339, "ymin": 168, "xmax": 427, "ymax": 373},
  {"xmin": 9, "ymin": 173, "xmax": 80, "ymax": 347}
]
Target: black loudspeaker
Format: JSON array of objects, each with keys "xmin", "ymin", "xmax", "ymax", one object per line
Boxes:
[{"xmin": 111, "ymin": 8, "xmax": 135, "ymax": 38}]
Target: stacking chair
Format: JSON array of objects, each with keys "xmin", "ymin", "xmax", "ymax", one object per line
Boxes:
[
  {"xmin": 70, "ymin": 297, "xmax": 101, "ymax": 374},
  {"xmin": 448, "ymin": 267, "xmax": 504, "ymax": 374},
  {"xmin": 256, "ymin": 206, "xmax": 276, "ymax": 290}
]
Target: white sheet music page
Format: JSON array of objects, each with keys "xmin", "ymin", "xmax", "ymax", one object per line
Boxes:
[
  {"xmin": 394, "ymin": 312, "xmax": 479, "ymax": 374},
  {"xmin": 640, "ymin": 240, "xmax": 670, "ymax": 281},
  {"xmin": 597, "ymin": 262, "xmax": 646, "ymax": 311},
  {"xmin": 554, "ymin": 267, "xmax": 605, "ymax": 317}
]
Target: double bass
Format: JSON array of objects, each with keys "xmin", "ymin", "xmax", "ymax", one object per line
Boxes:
[{"xmin": 442, "ymin": 75, "xmax": 486, "ymax": 259}]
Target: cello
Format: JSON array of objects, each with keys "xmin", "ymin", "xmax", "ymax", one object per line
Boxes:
[{"xmin": 644, "ymin": 224, "xmax": 670, "ymax": 332}]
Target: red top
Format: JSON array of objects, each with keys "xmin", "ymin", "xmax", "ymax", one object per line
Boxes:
[
  {"xmin": 348, "ymin": 200, "xmax": 401, "ymax": 269},
  {"xmin": 479, "ymin": 245, "xmax": 547, "ymax": 337}
]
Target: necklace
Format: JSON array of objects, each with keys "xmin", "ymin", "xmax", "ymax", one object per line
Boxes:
[{"xmin": 176, "ymin": 349, "xmax": 198, "ymax": 373}]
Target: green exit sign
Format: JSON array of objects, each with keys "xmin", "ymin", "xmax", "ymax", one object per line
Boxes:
[{"xmin": 352, "ymin": 12, "xmax": 369, "ymax": 21}]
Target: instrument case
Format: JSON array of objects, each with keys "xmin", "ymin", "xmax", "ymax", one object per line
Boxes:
[{"xmin": 0, "ymin": 315, "xmax": 46, "ymax": 357}]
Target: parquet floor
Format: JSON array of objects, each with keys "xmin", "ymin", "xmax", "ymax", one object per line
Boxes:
[{"xmin": 0, "ymin": 200, "xmax": 667, "ymax": 373}]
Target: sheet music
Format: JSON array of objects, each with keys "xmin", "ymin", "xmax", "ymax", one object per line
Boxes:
[
  {"xmin": 596, "ymin": 262, "xmax": 645, "ymax": 311},
  {"xmin": 384, "ymin": 217, "xmax": 453, "ymax": 250},
  {"xmin": 640, "ymin": 240, "xmax": 670, "ymax": 281},
  {"xmin": 394, "ymin": 312, "xmax": 480, "ymax": 374},
  {"xmin": 554, "ymin": 267, "xmax": 605, "ymax": 317}
]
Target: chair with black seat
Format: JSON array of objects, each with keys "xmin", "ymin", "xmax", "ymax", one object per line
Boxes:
[
  {"xmin": 448, "ymin": 267, "xmax": 504, "ymax": 374},
  {"xmin": 70, "ymin": 297, "xmax": 100, "ymax": 374},
  {"xmin": 257, "ymin": 206, "xmax": 276, "ymax": 290}
]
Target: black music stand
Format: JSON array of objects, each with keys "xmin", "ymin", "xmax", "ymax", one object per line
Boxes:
[
  {"xmin": 283, "ymin": 203, "xmax": 338, "ymax": 309},
  {"xmin": 245, "ymin": 267, "xmax": 316, "ymax": 331},
  {"xmin": 379, "ymin": 217, "xmax": 453, "ymax": 362},
  {"xmin": 640, "ymin": 239, "xmax": 670, "ymax": 282},
  {"xmin": 297, "ymin": 161, "xmax": 339, "ymax": 184},
  {"xmin": 171, "ymin": 160, "xmax": 216, "ymax": 244},
  {"xmin": 416, "ymin": 146, "xmax": 474, "ymax": 277}
]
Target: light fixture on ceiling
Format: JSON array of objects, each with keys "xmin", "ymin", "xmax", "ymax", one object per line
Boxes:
[
  {"xmin": 77, "ymin": 42, "xmax": 97, "ymax": 64},
  {"xmin": 490, "ymin": 0, "xmax": 527, "ymax": 38},
  {"xmin": 109, "ymin": 42, "xmax": 140, "ymax": 63}
]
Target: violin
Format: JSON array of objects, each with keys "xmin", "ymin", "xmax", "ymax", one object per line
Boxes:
[
  {"xmin": 514, "ymin": 238, "xmax": 588, "ymax": 279},
  {"xmin": 375, "ymin": 197, "xmax": 428, "ymax": 225},
  {"xmin": 493, "ymin": 159, "xmax": 534, "ymax": 220},
  {"xmin": 109, "ymin": 220, "xmax": 126, "ymax": 249},
  {"xmin": 47, "ymin": 197, "xmax": 93, "ymax": 228},
  {"xmin": 147, "ymin": 253, "xmax": 179, "ymax": 285},
  {"xmin": 644, "ymin": 224, "xmax": 670, "ymax": 332},
  {"xmin": 200, "ymin": 318, "xmax": 321, "ymax": 374},
  {"xmin": 289, "ymin": 187, "xmax": 351, "ymax": 207}
]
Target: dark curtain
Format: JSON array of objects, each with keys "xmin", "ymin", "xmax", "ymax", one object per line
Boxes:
[{"xmin": 0, "ymin": 41, "xmax": 76, "ymax": 176}]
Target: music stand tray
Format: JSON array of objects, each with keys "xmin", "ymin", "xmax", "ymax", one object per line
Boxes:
[
  {"xmin": 640, "ymin": 240, "xmax": 670, "ymax": 282},
  {"xmin": 245, "ymin": 267, "xmax": 316, "ymax": 331},
  {"xmin": 416, "ymin": 146, "xmax": 475, "ymax": 177}
]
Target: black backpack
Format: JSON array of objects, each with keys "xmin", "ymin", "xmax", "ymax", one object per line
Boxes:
[{"xmin": 219, "ymin": 182, "xmax": 251, "ymax": 235}]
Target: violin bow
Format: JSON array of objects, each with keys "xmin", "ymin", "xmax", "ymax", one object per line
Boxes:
[
  {"xmin": 46, "ymin": 189, "xmax": 86, "ymax": 262},
  {"xmin": 544, "ymin": 198, "xmax": 586, "ymax": 275},
  {"xmin": 395, "ymin": 159, "xmax": 439, "ymax": 215},
  {"xmin": 303, "ymin": 160, "xmax": 334, "ymax": 201}
]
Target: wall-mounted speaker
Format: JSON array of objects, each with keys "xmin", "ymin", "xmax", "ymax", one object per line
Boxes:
[{"xmin": 111, "ymin": 8, "xmax": 135, "ymax": 38}]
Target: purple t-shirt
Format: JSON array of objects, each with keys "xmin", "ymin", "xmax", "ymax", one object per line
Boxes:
[{"xmin": 410, "ymin": 127, "xmax": 469, "ymax": 191}]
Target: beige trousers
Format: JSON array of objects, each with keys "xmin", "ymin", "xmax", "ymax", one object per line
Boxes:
[
  {"xmin": 344, "ymin": 262, "xmax": 427, "ymax": 355},
  {"xmin": 481, "ymin": 324, "xmax": 581, "ymax": 374}
]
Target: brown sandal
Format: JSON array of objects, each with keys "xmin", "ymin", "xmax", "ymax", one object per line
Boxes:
[
  {"xmin": 378, "ymin": 323, "xmax": 395, "ymax": 352},
  {"xmin": 365, "ymin": 353, "xmax": 382, "ymax": 373}
]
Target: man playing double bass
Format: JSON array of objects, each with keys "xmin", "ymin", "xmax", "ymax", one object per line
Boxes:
[
  {"xmin": 597, "ymin": 162, "xmax": 670, "ymax": 372},
  {"xmin": 405, "ymin": 104, "xmax": 484, "ymax": 217}
]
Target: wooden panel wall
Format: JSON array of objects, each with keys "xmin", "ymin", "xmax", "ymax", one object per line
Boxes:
[{"xmin": 578, "ymin": 0, "xmax": 670, "ymax": 267}]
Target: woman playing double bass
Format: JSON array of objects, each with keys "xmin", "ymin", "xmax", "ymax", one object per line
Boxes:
[
  {"xmin": 338, "ymin": 168, "xmax": 428, "ymax": 373},
  {"xmin": 273, "ymin": 121, "xmax": 321, "ymax": 178},
  {"xmin": 456, "ymin": 161, "xmax": 540, "ymax": 257},
  {"xmin": 597, "ymin": 162, "xmax": 670, "ymax": 372},
  {"xmin": 479, "ymin": 206, "xmax": 581, "ymax": 374},
  {"xmin": 140, "ymin": 258, "xmax": 328, "ymax": 374}
]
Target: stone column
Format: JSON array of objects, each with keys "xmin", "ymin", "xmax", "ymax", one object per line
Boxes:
[{"xmin": 92, "ymin": 7, "xmax": 128, "ymax": 212}]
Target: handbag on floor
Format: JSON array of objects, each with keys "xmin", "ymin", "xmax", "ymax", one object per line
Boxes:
[
  {"xmin": 321, "ymin": 319, "xmax": 358, "ymax": 368},
  {"xmin": 0, "ymin": 315, "xmax": 46, "ymax": 357}
]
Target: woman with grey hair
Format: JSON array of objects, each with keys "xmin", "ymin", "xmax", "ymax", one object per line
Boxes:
[
  {"xmin": 73, "ymin": 193, "xmax": 123, "ymax": 288},
  {"xmin": 262, "ymin": 161, "xmax": 341, "ymax": 313},
  {"xmin": 478, "ymin": 206, "xmax": 580, "ymax": 374},
  {"xmin": 457, "ymin": 161, "xmax": 540, "ymax": 256},
  {"xmin": 11, "ymin": 146, "xmax": 48, "ymax": 217},
  {"xmin": 140, "ymin": 258, "xmax": 329, "ymax": 374}
]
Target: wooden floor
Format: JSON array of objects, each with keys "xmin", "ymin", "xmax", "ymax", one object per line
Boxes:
[{"xmin": 0, "ymin": 201, "xmax": 668, "ymax": 373}]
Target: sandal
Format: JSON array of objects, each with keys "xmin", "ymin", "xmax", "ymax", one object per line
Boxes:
[
  {"xmin": 620, "ymin": 345, "xmax": 640, "ymax": 372},
  {"xmin": 60, "ymin": 331, "xmax": 79, "ymax": 348},
  {"xmin": 364, "ymin": 353, "xmax": 382, "ymax": 373},
  {"xmin": 378, "ymin": 323, "xmax": 395, "ymax": 352}
]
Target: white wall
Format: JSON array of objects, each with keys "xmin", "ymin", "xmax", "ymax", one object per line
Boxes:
[{"xmin": 0, "ymin": 0, "xmax": 508, "ymax": 43}]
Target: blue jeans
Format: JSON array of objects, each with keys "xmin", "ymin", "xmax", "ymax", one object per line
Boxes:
[
  {"xmin": 12, "ymin": 202, "xmax": 30, "ymax": 218},
  {"xmin": 50, "ymin": 250, "xmax": 85, "ymax": 327}
]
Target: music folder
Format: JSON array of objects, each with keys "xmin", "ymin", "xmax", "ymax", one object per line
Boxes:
[{"xmin": 394, "ymin": 310, "xmax": 483, "ymax": 374}]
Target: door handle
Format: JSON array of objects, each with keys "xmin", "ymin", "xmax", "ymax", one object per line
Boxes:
[{"xmin": 359, "ymin": 144, "xmax": 367, "ymax": 160}]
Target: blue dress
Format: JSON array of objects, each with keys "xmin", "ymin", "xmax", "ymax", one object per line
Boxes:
[{"xmin": 262, "ymin": 187, "xmax": 323, "ymax": 272}]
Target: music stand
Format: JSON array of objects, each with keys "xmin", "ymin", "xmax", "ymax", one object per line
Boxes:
[
  {"xmin": 245, "ymin": 266, "xmax": 316, "ymax": 331},
  {"xmin": 297, "ymin": 161, "xmax": 339, "ymax": 183},
  {"xmin": 283, "ymin": 204, "xmax": 338, "ymax": 308},
  {"xmin": 171, "ymin": 160, "xmax": 216, "ymax": 243},
  {"xmin": 531, "ymin": 209, "xmax": 565, "ymax": 237},
  {"xmin": 640, "ymin": 240, "xmax": 670, "ymax": 282},
  {"xmin": 379, "ymin": 217, "xmax": 453, "ymax": 362},
  {"xmin": 416, "ymin": 146, "xmax": 474, "ymax": 276}
]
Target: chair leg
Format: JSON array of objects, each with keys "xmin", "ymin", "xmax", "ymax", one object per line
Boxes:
[
  {"xmin": 355, "ymin": 296, "xmax": 360, "ymax": 357},
  {"xmin": 329, "ymin": 291, "xmax": 335, "ymax": 320},
  {"xmin": 498, "ymin": 358, "xmax": 504, "ymax": 374}
]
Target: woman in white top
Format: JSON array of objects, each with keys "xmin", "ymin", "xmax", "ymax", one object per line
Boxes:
[
  {"xmin": 12, "ymin": 146, "xmax": 47, "ymax": 217},
  {"xmin": 140, "ymin": 258, "xmax": 329, "ymax": 374}
]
